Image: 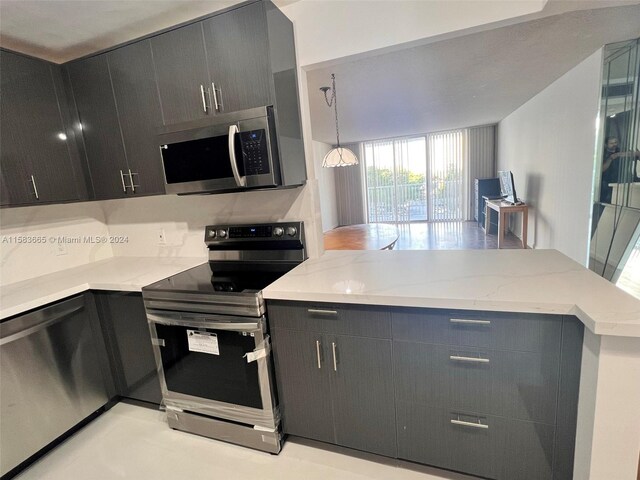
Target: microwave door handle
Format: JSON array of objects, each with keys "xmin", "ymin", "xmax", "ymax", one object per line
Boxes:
[{"xmin": 228, "ymin": 124, "xmax": 246, "ymax": 187}]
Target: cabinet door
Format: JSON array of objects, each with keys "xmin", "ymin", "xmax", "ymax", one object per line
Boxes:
[
  {"xmin": 108, "ymin": 41, "xmax": 165, "ymax": 196},
  {"xmin": 0, "ymin": 51, "xmax": 80, "ymax": 205},
  {"xmin": 202, "ymin": 2, "xmax": 273, "ymax": 113},
  {"xmin": 270, "ymin": 328, "xmax": 334, "ymax": 443},
  {"xmin": 95, "ymin": 292, "xmax": 162, "ymax": 405},
  {"xmin": 151, "ymin": 23, "xmax": 211, "ymax": 125},
  {"xmin": 66, "ymin": 55, "xmax": 128, "ymax": 199},
  {"xmin": 329, "ymin": 335, "xmax": 396, "ymax": 457}
]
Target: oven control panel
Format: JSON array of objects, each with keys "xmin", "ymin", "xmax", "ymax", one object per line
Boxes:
[{"xmin": 205, "ymin": 222, "xmax": 303, "ymax": 244}]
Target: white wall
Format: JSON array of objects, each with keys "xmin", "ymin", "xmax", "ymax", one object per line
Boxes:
[
  {"xmin": 312, "ymin": 141, "xmax": 339, "ymax": 231},
  {"xmin": 497, "ymin": 49, "xmax": 602, "ymax": 264},
  {"xmin": 281, "ymin": 0, "xmax": 546, "ymax": 68},
  {"xmin": 0, "ymin": 202, "xmax": 112, "ymax": 284}
]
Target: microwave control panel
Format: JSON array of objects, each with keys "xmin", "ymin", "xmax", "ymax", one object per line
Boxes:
[{"xmin": 240, "ymin": 130, "xmax": 270, "ymax": 176}]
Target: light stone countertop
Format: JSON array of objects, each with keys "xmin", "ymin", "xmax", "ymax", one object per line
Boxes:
[
  {"xmin": 262, "ymin": 249, "xmax": 640, "ymax": 337},
  {"xmin": 0, "ymin": 256, "xmax": 206, "ymax": 320}
]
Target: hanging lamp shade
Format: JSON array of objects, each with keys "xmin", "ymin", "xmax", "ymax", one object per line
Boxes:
[
  {"xmin": 320, "ymin": 73, "xmax": 359, "ymax": 168},
  {"xmin": 322, "ymin": 147, "xmax": 359, "ymax": 167}
]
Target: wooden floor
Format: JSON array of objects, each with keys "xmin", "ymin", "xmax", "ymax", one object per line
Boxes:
[{"xmin": 392, "ymin": 221, "xmax": 524, "ymax": 250}]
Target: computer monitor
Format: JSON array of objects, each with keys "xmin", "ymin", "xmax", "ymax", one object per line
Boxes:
[{"xmin": 498, "ymin": 171, "xmax": 518, "ymax": 204}]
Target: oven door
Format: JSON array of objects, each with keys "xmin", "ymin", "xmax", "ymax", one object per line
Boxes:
[
  {"xmin": 158, "ymin": 106, "xmax": 279, "ymax": 194},
  {"xmin": 147, "ymin": 311, "xmax": 278, "ymax": 429}
]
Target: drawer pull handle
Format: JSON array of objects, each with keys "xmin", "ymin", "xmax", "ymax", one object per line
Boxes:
[
  {"xmin": 450, "ymin": 355, "xmax": 490, "ymax": 364},
  {"xmin": 307, "ymin": 309, "xmax": 338, "ymax": 316},
  {"xmin": 451, "ymin": 418, "xmax": 489, "ymax": 430},
  {"xmin": 331, "ymin": 342, "xmax": 337, "ymax": 372},
  {"xmin": 449, "ymin": 318, "xmax": 491, "ymax": 325},
  {"xmin": 316, "ymin": 340, "xmax": 322, "ymax": 369}
]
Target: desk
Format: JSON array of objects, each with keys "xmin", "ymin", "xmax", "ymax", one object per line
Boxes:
[
  {"xmin": 324, "ymin": 223, "xmax": 399, "ymax": 250},
  {"xmin": 484, "ymin": 199, "xmax": 528, "ymax": 249}
]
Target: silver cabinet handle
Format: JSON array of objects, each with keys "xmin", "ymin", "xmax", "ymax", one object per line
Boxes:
[
  {"xmin": 449, "ymin": 318, "xmax": 491, "ymax": 325},
  {"xmin": 128, "ymin": 169, "xmax": 139, "ymax": 193},
  {"xmin": 29, "ymin": 175, "xmax": 39, "ymax": 199},
  {"xmin": 316, "ymin": 340, "xmax": 322, "ymax": 369},
  {"xmin": 331, "ymin": 342, "xmax": 337, "ymax": 372},
  {"xmin": 200, "ymin": 84, "xmax": 208, "ymax": 113},
  {"xmin": 227, "ymin": 124, "xmax": 246, "ymax": 187},
  {"xmin": 307, "ymin": 309, "xmax": 338, "ymax": 316},
  {"xmin": 119, "ymin": 170, "xmax": 127, "ymax": 192},
  {"xmin": 450, "ymin": 355, "xmax": 490, "ymax": 363},
  {"xmin": 211, "ymin": 82, "xmax": 221, "ymax": 112},
  {"xmin": 451, "ymin": 418, "xmax": 488, "ymax": 429}
]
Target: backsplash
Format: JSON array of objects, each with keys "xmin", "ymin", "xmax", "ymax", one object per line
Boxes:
[
  {"xmin": 102, "ymin": 183, "xmax": 323, "ymax": 259},
  {"xmin": 0, "ymin": 202, "xmax": 112, "ymax": 284},
  {"xmin": 0, "ymin": 182, "xmax": 323, "ymax": 285}
]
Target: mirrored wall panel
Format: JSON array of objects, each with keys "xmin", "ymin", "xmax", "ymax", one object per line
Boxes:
[{"xmin": 590, "ymin": 38, "xmax": 640, "ymax": 296}]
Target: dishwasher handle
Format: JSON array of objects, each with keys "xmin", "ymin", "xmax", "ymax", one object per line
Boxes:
[{"xmin": 0, "ymin": 295, "xmax": 85, "ymax": 346}]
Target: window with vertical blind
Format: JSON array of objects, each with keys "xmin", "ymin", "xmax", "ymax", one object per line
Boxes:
[{"xmin": 363, "ymin": 129, "xmax": 469, "ymax": 223}]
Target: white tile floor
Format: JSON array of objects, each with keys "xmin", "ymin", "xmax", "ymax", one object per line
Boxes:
[{"xmin": 15, "ymin": 403, "xmax": 477, "ymax": 480}]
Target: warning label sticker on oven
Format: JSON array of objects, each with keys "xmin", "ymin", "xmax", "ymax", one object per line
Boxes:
[{"xmin": 186, "ymin": 330, "xmax": 219, "ymax": 355}]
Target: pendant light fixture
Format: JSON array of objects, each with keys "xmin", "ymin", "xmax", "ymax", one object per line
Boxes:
[{"xmin": 319, "ymin": 73, "xmax": 359, "ymax": 167}]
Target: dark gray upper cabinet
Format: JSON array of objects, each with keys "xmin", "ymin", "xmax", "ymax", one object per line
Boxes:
[
  {"xmin": 107, "ymin": 41, "xmax": 166, "ymax": 196},
  {"xmin": 66, "ymin": 55, "xmax": 129, "ymax": 200},
  {"xmin": 151, "ymin": 23, "xmax": 211, "ymax": 125},
  {"xmin": 0, "ymin": 50, "xmax": 83, "ymax": 206},
  {"xmin": 202, "ymin": 2, "xmax": 273, "ymax": 113}
]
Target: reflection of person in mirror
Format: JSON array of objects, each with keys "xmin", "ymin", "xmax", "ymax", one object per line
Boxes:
[{"xmin": 600, "ymin": 136, "xmax": 640, "ymax": 204}]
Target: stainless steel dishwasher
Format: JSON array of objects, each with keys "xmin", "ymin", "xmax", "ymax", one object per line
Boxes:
[{"xmin": 0, "ymin": 294, "xmax": 109, "ymax": 477}]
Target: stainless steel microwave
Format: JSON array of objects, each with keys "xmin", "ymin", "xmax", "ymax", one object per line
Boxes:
[{"xmin": 158, "ymin": 106, "xmax": 302, "ymax": 195}]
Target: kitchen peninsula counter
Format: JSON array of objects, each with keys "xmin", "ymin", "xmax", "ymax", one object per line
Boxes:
[
  {"xmin": 263, "ymin": 248, "xmax": 640, "ymax": 337},
  {"xmin": 263, "ymin": 248, "xmax": 640, "ymax": 479},
  {"xmin": 0, "ymin": 256, "xmax": 205, "ymax": 320}
]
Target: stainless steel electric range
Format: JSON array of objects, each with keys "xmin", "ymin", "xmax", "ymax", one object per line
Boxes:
[{"xmin": 141, "ymin": 222, "xmax": 305, "ymax": 454}]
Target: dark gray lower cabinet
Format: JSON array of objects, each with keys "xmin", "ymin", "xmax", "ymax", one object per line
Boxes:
[
  {"xmin": 269, "ymin": 329, "xmax": 335, "ymax": 443},
  {"xmin": 269, "ymin": 301, "xmax": 583, "ymax": 480},
  {"xmin": 329, "ymin": 335, "xmax": 395, "ymax": 456},
  {"xmin": 94, "ymin": 291, "xmax": 162, "ymax": 405},
  {"xmin": 269, "ymin": 303, "xmax": 396, "ymax": 457},
  {"xmin": 397, "ymin": 403, "xmax": 555, "ymax": 480}
]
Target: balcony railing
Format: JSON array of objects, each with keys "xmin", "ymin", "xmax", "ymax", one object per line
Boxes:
[{"xmin": 367, "ymin": 180, "xmax": 463, "ymax": 223}]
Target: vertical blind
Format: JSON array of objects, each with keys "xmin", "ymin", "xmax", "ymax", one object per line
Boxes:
[
  {"xmin": 467, "ymin": 125, "xmax": 497, "ymax": 220},
  {"xmin": 426, "ymin": 129, "xmax": 468, "ymax": 221}
]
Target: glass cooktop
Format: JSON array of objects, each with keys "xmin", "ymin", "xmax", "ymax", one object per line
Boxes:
[{"xmin": 144, "ymin": 263, "xmax": 288, "ymax": 295}]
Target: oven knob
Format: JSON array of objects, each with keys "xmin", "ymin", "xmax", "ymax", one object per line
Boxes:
[
  {"xmin": 217, "ymin": 229, "xmax": 227, "ymax": 238},
  {"xmin": 208, "ymin": 229, "xmax": 217, "ymax": 238},
  {"xmin": 273, "ymin": 227, "xmax": 284, "ymax": 237},
  {"xmin": 286, "ymin": 226, "xmax": 297, "ymax": 237}
]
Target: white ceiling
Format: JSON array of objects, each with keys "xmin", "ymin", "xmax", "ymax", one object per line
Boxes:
[
  {"xmin": 307, "ymin": 4, "xmax": 640, "ymax": 145},
  {"xmin": 0, "ymin": 0, "xmax": 297, "ymax": 63}
]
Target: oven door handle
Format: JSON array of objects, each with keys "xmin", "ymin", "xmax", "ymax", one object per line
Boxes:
[
  {"xmin": 146, "ymin": 313, "xmax": 259, "ymax": 332},
  {"xmin": 228, "ymin": 124, "xmax": 247, "ymax": 187}
]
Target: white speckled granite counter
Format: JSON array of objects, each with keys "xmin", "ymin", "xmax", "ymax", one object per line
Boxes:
[
  {"xmin": 0, "ymin": 256, "xmax": 206, "ymax": 320},
  {"xmin": 262, "ymin": 249, "xmax": 640, "ymax": 337}
]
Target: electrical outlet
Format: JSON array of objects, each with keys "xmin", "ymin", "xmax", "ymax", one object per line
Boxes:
[{"xmin": 158, "ymin": 228, "xmax": 167, "ymax": 245}]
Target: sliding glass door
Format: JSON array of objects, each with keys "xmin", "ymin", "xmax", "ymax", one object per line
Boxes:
[{"xmin": 364, "ymin": 130, "xmax": 467, "ymax": 223}]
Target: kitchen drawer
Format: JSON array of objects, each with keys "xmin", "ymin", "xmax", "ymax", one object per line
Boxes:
[
  {"xmin": 392, "ymin": 308, "xmax": 562, "ymax": 353},
  {"xmin": 397, "ymin": 402, "xmax": 555, "ymax": 480},
  {"xmin": 267, "ymin": 301, "xmax": 391, "ymax": 338},
  {"xmin": 394, "ymin": 341, "xmax": 560, "ymax": 424}
]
